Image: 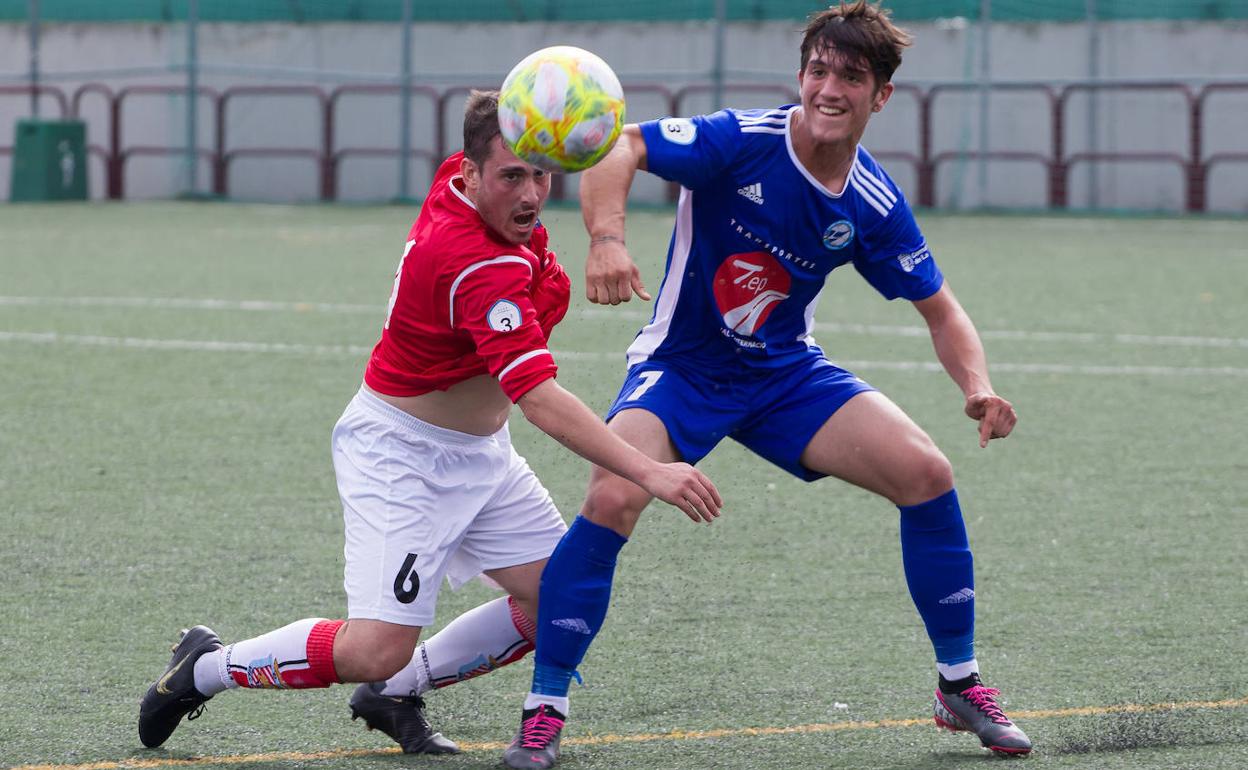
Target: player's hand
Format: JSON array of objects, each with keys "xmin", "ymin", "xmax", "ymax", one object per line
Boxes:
[
  {"xmin": 965, "ymin": 391, "xmax": 1017, "ymax": 448},
  {"xmin": 642, "ymin": 461, "xmax": 723, "ymax": 524},
  {"xmin": 586, "ymin": 238, "xmax": 650, "ymax": 305}
]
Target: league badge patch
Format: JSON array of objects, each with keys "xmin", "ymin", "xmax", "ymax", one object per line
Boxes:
[
  {"xmin": 487, "ymin": 299, "xmax": 522, "ymax": 332},
  {"xmin": 898, "ymin": 244, "xmax": 932, "ymax": 272},
  {"xmin": 658, "ymin": 117, "xmax": 697, "ymax": 145}
]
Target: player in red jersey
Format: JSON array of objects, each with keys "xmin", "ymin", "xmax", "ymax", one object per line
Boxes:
[{"xmin": 138, "ymin": 91, "xmax": 722, "ymax": 754}]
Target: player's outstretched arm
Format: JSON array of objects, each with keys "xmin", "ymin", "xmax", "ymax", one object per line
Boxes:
[
  {"xmin": 517, "ymin": 379, "xmax": 722, "ymax": 522},
  {"xmin": 582, "ymin": 125, "xmax": 650, "ymax": 305},
  {"xmin": 912, "ymin": 283, "xmax": 1017, "ymax": 447}
]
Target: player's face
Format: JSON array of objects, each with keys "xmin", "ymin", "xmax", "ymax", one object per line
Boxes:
[
  {"xmin": 797, "ymin": 49, "xmax": 893, "ymax": 148},
  {"xmin": 462, "ymin": 136, "xmax": 551, "ymax": 246}
]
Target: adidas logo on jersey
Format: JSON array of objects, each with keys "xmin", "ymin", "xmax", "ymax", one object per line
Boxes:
[{"xmin": 737, "ymin": 182, "xmax": 764, "ymax": 204}]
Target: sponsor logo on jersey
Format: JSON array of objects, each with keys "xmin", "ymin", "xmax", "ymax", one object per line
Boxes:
[
  {"xmin": 938, "ymin": 587, "xmax": 975, "ymax": 605},
  {"xmin": 551, "ymin": 618, "xmax": 592, "ymax": 635},
  {"xmin": 822, "ymin": 220, "xmax": 855, "ymax": 250},
  {"xmin": 737, "ymin": 182, "xmax": 764, "ymax": 204},
  {"xmin": 712, "ymin": 251, "xmax": 792, "ymax": 337},
  {"xmin": 728, "ymin": 217, "xmax": 817, "ymax": 271},
  {"xmin": 658, "ymin": 117, "xmax": 697, "ymax": 145},
  {"xmin": 487, "ymin": 299, "xmax": 522, "ymax": 332},
  {"xmin": 898, "ymin": 244, "xmax": 932, "ymax": 272}
]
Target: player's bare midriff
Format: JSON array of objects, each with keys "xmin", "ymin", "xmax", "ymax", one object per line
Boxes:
[{"xmin": 366, "ymin": 375, "xmax": 513, "ymax": 436}]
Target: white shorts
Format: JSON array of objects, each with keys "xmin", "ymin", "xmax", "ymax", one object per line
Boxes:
[{"xmin": 332, "ymin": 387, "xmax": 567, "ymax": 626}]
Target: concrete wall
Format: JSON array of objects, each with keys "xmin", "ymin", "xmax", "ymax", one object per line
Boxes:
[{"xmin": 1, "ymin": 19, "xmax": 1246, "ymax": 211}]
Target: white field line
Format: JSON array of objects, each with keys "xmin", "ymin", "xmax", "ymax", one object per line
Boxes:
[
  {"xmin": 3, "ymin": 295, "xmax": 1247, "ymax": 350},
  {"xmin": 0, "ymin": 295, "xmax": 379, "ymax": 314},
  {"xmin": 581, "ymin": 309, "xmax": 1248, "ymax": 350},
  {"xmin": 3, "ymin": 330, "xmax": 1248, "ymax": 378},
  {"xmin": 0, "ymin": 331, "xmax": 375, "ymax": 357}
]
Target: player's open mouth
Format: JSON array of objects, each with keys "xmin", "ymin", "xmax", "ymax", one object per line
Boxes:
[
  {"xmin": 513, "ymin": 211, "xmax": 537, "ymax": 227},
  {"xmin": 817, "ymin": 105, "xmax": 847, "ymax": 117}
]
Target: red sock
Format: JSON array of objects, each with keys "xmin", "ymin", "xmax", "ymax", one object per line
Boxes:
[{"xmin": 302, "ymin": 619, "xmax": 345, "ymax": 687}]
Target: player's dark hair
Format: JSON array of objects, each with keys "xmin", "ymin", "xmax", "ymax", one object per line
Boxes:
[
  {"xmin": 800, "ymin": 1, "xmax": 912, "ymax": 86},
  {"xmin": 463, "ymin": 89, "xmax": 501, "ymax": 167}
]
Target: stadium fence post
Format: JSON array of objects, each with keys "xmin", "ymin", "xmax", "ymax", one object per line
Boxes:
[
  {"xmin": 184, "ymin": 0, "xmax": 200, "ymax": 196},
  {"xmin": 397, "ymin": 0, "xmax": 413, "ymax": 201},
  {"xmin": 27, "ymin": 0, "xmax": 40, "ymax": 119}
]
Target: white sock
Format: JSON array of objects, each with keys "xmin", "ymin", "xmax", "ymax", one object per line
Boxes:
[
  {"xmin": 937, "ymin": 658, "xmax": 980, "ymax": 681},
  {"xmin": 524, "ymin": 693, "xmax": 569, "ymax": 716},
  {"xmin": 380, "ymin": 596, "xmax": 535, "ymax": 696},
  {"xmin": 193, "ymin": 649, "xmax": 233, "ymax": 696},
  {"xmin": 215, "ymin": 618, "xmax": 345, "ymax": 690}
]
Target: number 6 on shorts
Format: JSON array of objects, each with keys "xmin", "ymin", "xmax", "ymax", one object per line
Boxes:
[{"xmin": 393, "ymin": 552, "xmax": 421, "ymax": 604}]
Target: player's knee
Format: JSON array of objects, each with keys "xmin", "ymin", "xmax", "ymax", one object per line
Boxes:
[
  {"xmin": 581, "ymin": 476, "xmax": 646, "ymax": 534},
  {"xmin": 349, "ymin": 644, "xmax": 414, "ymax": 682},
  {"xmin": 503, "ymin": 580, "xmax": 540, "ymax": 622},
  {"xmin": 335, "ymin": 621, "xmax": 419, "ymax": 682},
  {"xmin": 895, "ymin": 451, "xmax": 954, "ymax": 506}
]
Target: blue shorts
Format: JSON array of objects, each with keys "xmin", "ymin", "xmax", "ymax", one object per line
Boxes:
[{"xmin": 604, "ymin": 356, "xmax": 876, "ymax": 482}]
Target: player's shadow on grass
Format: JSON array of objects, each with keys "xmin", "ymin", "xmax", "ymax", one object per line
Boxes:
[
  {"xmin": 1048, "ymin": 706, "xmax": 1248, "ymax": 757},
  {"xmin": 889, "ymin": 707, "xmax": 1248, "ymax": 768}
]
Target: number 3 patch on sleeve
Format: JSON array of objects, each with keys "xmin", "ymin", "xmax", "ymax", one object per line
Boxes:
[
  {"xmin": 659, "ymin": 117, "xmax": 697, "ymax": 145},
  {"xmin": 487, "ymin": 299, "xmax": 522, "ymax": 332}
]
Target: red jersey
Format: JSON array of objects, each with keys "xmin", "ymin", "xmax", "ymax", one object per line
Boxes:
[{"xmin": 364, "ymin": 153, "xmax": 571, "ymax": 402}]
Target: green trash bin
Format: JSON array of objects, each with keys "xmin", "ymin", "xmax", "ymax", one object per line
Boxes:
[{"xmin": 9, "ymin": 119, "xmax": 88, "ymax": 201}]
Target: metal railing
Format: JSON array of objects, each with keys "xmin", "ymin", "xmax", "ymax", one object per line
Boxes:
[{"xmin": 2, "ymin": 79, "xmax": 1245, "ymax": 210}]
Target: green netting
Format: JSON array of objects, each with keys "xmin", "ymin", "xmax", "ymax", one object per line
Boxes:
[{"xmin": 2, "ymin": 0, "xmax": 1246, "ymax": 22}]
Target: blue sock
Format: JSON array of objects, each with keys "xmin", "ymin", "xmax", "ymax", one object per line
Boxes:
[
  {"xmin": 530, "ymin": 516, "xmax": 627, "ymax": 697},
  {"xmin": 898, "ymin": 488, "xmax": 975, "ymax": 666}
]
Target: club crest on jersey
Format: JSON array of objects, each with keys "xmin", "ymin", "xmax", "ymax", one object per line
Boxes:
[
  {"xmin": 822, "ymin": 220, "xmax": 854, "ymax": 250},
  {"xmin": 487, "ymin": 299, "xmax": 522, "ymax": 332},
  {"xmin": 658, "ymin": 118, "xmax": 697, "ymax": 145}
]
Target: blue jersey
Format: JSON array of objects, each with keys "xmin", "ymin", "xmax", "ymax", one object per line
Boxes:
[{"xmin": 630, "ymin": 106, "xmax": 943, "ymax": 373}]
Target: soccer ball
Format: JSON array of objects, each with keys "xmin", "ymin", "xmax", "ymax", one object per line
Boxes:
[{"xmin": 498, "ymin": 46, "xmax": 625, "ymax": 173}]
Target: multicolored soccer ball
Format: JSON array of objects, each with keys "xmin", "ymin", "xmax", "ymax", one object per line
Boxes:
[{"xmin": 498, "ymin": 46, "xmax": 625, "ymax": 173}]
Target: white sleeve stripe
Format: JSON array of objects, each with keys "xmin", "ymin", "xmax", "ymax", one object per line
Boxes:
[
  {"xmin": 850, "ymin": 165, "xmax": 893, "ymax": 208},
  {"xmin": 851, "ymin": 166, "xmax": 895, "ymax": 213},
  {"xmin": 738, "ymin": 115, "xmax": 788, "ymax": 126},
  {"xmin": 498, "ymin": 348, "xmax": 551, "ymax": 381},
  {"xmin": 852, "ymin": 161, "xmax": 898, "ymax": 204},
  {"xmin": 741, "ymin": 126, "xmax": 787, "ymax": 134},
  {"xmin": 448, "ymin": 255, "xmax": 532, "ymax": 327},
  {"xmin": 737, "ymin": 108, "xmax": 791, "ymax": 124},
  {"xmin": 851, "ymin": 176, "xmax": 891, "ymax": 217}
]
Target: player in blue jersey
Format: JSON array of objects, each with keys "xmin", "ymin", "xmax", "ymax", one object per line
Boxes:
[{"xmin": 501, "ymin": 3, "xmax": 1032, "ymax": 767}]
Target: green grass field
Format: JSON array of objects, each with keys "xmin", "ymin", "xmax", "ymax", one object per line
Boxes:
[{"xmin": 1, "ymin": 203, "xmax": 1246, "ymax": 770}]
